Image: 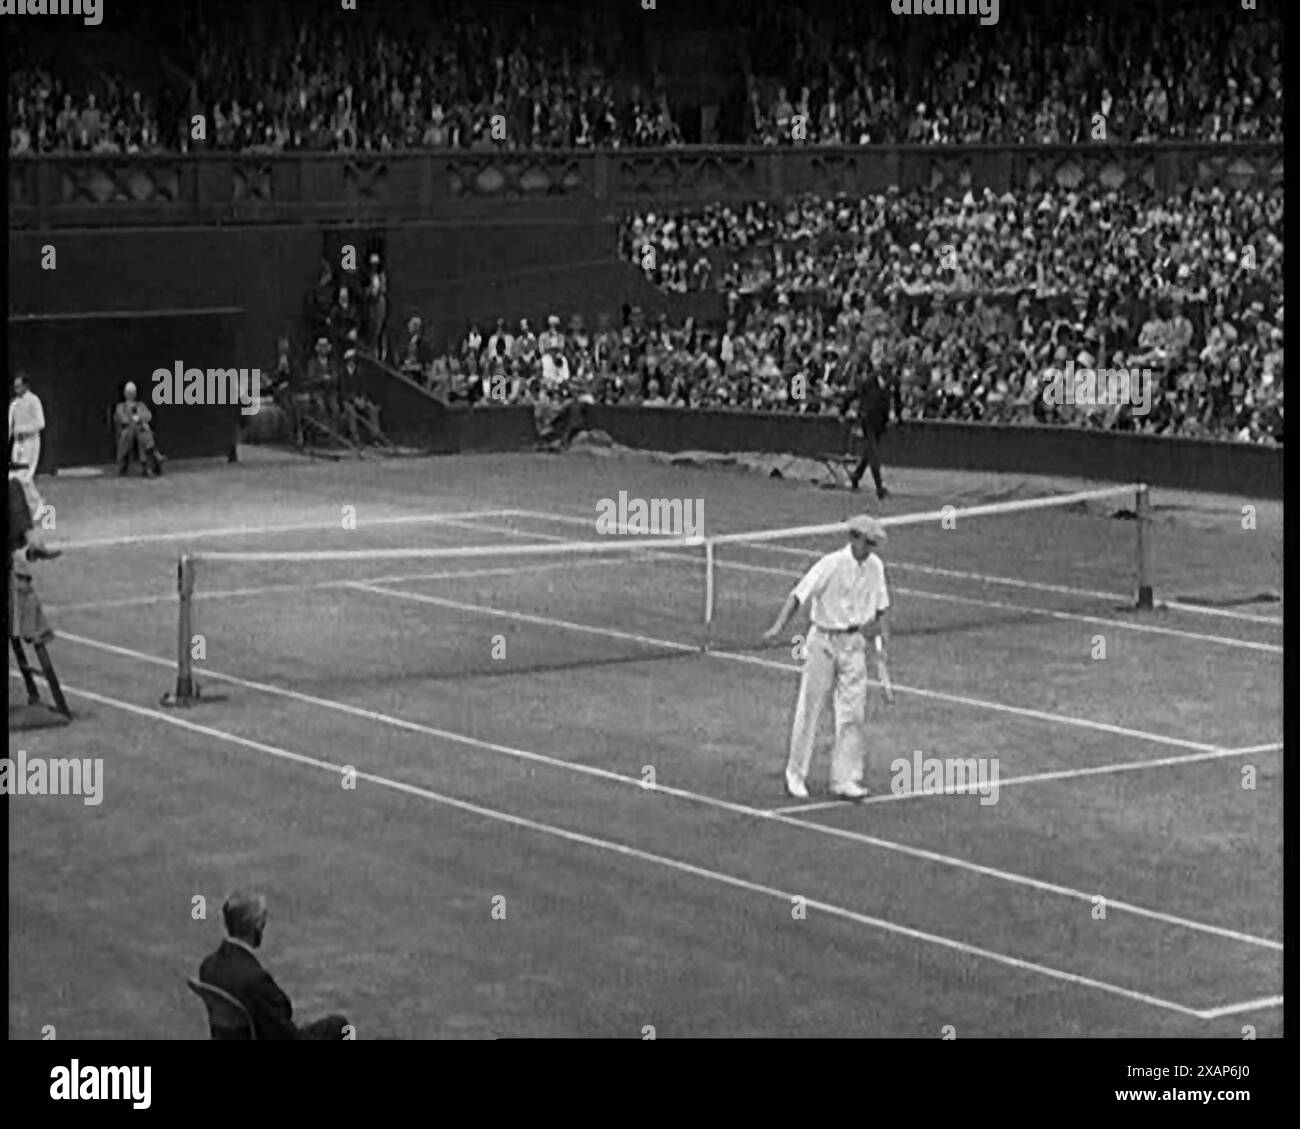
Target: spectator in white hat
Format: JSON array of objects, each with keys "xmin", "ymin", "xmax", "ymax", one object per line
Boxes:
[{"xmin": 539, "ymin": 315, "xmax": 564, "ymax": 356}]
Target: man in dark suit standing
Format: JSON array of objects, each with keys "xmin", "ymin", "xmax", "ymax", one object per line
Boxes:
[
  {"xmin": 198, "ymin": 891, "xmax": 349, "ymax": 1041},
  {"xmin": 842, "ymin": 362, "xmax": 892, "ymax": 499}
]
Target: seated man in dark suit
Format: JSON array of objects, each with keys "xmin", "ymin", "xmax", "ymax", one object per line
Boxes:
[
  {"xmin": 113, "ymin": 382, "xmax": 165, "ymax": 477},
  {"xmin": 198, "ymin": 891, "xmax": 349, "ymax": 1041},
  {"xmin": 302, "ymin": 335, "xmax": 341, "ymax": 424}
]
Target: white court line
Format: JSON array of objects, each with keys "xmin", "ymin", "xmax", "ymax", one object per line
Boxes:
[
  {"xmin": 888, "ymin": 585, "xmax": 1282, "ymax": 654},
  {"xmin": 43, "ymin": 634, "xmax": 1282, "ymax": 954},
  {"xmin": 750, "ymin": 543, "xmax": 1285, "ymax": 626},
  {"xmin": 53, "ymin": 509, "xmax": 520, "ymax": 550},
  {"xmin": 508, "ymin": 508, "xmax": 1284, "ymax": 627},
  {"xmin": 760, "ymin": 543, "xmax": 1286, "ymax": 631},
  {"xmin": 1160, "ymin": 600, "xmax": 1282, "ymax": 625},
  {"xmin": 11, "ymin": 670, "xmax": 1261, "ymax": 1020},
  {"xmin": 354, "ymin": 580, "xmax": 1234, "ymax": 757},
  {"xmin": 727, "ymin": 644, "xmax": 1234, "ymax": 755},
  {"xmin": 1193, "ymin": 995, "xmax": 1285, "ymax": 1020},
  {"xmin": 705, "ymin": 551, "xmax": 1281, "ymax": 655},
  {"xmin": 771, "ymin": 742, "xmax": 1284, "ymax": 815},
  {"xmin": 892, "ymin": 561, "xmax": 1283, "ymax": 626},
  {"xmin": 1230, "ymin": 741, "xmax": 1286, "ymax": 755}
]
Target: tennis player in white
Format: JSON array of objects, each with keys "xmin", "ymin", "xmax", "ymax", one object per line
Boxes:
[
  {"xmin": 9, "ymin": 372, "xmax": 46, "ymax": 521},
  {"xmin": 763, "ymin": 515, "xmax": 890, "ymax": 801}
]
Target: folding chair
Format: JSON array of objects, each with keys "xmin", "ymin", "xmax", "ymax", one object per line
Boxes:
[
  {"xmin": 186, "ymin": 978, "xmax": 257, "ymax": 1040},
  {"xmin": 817, "ymin": 414, "xmax": 860, "ymax": 489}
]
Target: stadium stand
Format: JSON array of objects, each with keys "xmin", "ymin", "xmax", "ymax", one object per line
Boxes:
[
  {"xmin": 8, "ymin": 0, "xmax": 1281, "ymax": 445},
  {"xmin": 614, "ymin": 186, "xmax": 1283, "ymax": 442},
  {"xmin": 9, "ymin": 0, "xmax": 1281, "ymax": 154}
]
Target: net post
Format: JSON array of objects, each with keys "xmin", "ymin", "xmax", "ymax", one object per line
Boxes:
[
  {"xmin": 702, "ymin": 538, "xmax": 716, "ymax": 652},
  {"xmin": 162, "ymin": 554, "xmax": 199, "ymax": 706},
  {"xmin": 1135, "ymin": 483, "xmax": 1154, "ymax": 611}
]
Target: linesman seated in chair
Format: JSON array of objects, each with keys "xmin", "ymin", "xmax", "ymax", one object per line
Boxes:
[
  {"xmin": 114, "ymin": 382, "xmax": 165, "ymax": 477},
  {"xmin": 197, "ymin": 891, "xmax": 350, "ymax": 1040}
]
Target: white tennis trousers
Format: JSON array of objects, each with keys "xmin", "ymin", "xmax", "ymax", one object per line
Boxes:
[
  {"xmin": 11, "ymin": 435, "xmax": 44, "ymax": 518},
  {"xmin": 785, "ymin": 626, "xmax": 870, "ymax": 789}
]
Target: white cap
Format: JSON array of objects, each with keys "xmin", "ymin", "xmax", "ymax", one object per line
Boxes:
[{"xmin": 846, "ymin": 515, "xmax": 887, "ymax": 545}]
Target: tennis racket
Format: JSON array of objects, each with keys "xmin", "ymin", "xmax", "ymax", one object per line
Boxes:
[{"xmin": 874, "ymin": 635, "xmax": 895, "ymax": 705}]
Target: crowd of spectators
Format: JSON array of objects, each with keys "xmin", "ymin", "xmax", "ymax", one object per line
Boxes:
[
  {"xmin": 302, "ymin": 251, "xmax": 390, "ymax": 359},
  {"xmin": 265, "ymin": 252, "xmax": 391, "ymax": 448},
  {"xmin": 624, "ymin": 185, "xmax": 1284, "ymax": 305},
  {"xmin": 179, "ymin": 3, "xmax": 680, "ymax": 154},
  {"xmin": 9, "ymin": 0, "xmax": 1281, "ymax": 154},
  {"xmin": 419, "ymin": 295, "xmax": 1281, "ymax": 446},
  {"xmin": 9, "ymin": 2, "xmax": 1281, "ymax": 446},
  {"xmin": 9, "ymin": 2, "xmax": 680, "ymax": 155},
  {"xmin": 742, "ymin": 0, "xmax": 1282, "ymax": 146},
  {"xmin": 435, "ymin": 183, "xmax": 1282, "ymax": 444},
  {"xmin": 8, "ymin": 72, "xmax": 170, "ymax": 156}
]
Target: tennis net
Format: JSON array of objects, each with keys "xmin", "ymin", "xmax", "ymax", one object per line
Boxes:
[
  {"xmin": 702, "ymin": 483, "xmax": 1153, "ymax": 651},
  {"xmin": 163, "ymin": 527, "xmax": 713, "ymax": 702},
  {"xmin": 161, "ymin": 484, "xmax": 1152, "ymax": 703}
]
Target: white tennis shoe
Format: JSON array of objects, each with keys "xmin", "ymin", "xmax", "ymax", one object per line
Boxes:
[
  {"xmin": 784, "ymin": 772, "xmax": 810, "ymax": 800},
  {"xmin": 830, "ymin": 782, "xmax": 869, "ymax": 801}
]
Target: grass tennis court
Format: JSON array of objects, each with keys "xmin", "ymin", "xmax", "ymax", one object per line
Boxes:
[{"xmin": 8, "ymin": 449, "xmax": 1283, "ymax": 1038}]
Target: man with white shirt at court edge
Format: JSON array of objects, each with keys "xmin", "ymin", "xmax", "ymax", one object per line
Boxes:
[
  {"xmin": 763, "ymin": 515, "xmax": 891, "ymax": 801},
  {"xmin": 9, "ymin": 371, "xmax": 47, "ymax": 522}
]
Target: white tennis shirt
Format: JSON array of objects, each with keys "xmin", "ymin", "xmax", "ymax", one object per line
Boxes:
[
  {"xmin": 9, "ymin": 390, "xmax": 45, "ymax": 438},
  {"xmin": 793, "ymin": 545, "xmax": 890, "ymax": 631}
]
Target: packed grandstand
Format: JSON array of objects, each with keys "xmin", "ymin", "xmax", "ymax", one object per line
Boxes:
[
  {"xmin": 9, "ymin": 0, "xmax": 1282, "ymax": 153},
  {"xmin": 11, "ymin": 0, "xmax": 1282, "ymax": 446}
]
